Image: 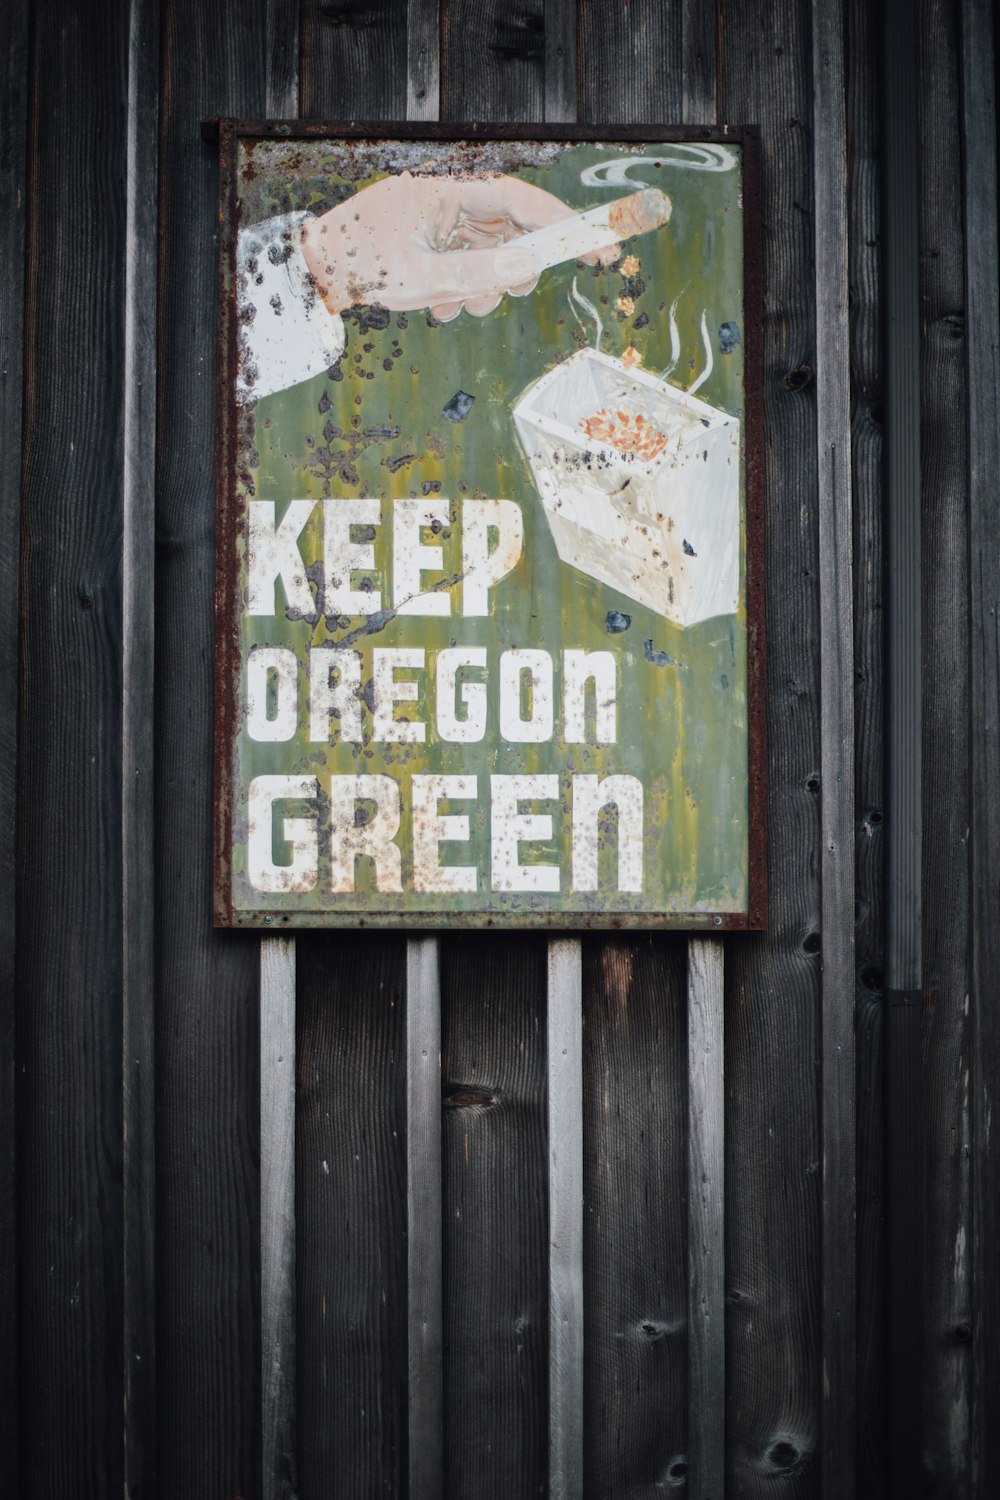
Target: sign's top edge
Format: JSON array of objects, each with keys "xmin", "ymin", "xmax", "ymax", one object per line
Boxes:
[{"xmin": 206, "ymin": 119, "xmax": 759, "ymax": 145}]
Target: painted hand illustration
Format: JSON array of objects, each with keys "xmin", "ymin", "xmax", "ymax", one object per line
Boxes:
[{"xmin": 299, "ymin": 172, "xmax": 623, "ymax": 323}]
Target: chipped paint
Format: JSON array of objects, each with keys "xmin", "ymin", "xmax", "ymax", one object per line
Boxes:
[{"xmin": 214, "ymin": 125, "xmax": 765, "ymax": 928}]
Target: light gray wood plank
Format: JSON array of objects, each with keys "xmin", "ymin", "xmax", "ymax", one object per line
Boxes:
[
  {"xmin": 548, "ymin": 937, "xmax": 584, "ymax": 1500},
  {"xmin": 407, "ymin": 0, "xmax": 440, "ymax": 121},
  {"xmin": 961, "ymin": 1, "xmax": 1000, "ymax": 1492},
  {"xmin": 812, "ymin": 1, "xmax": 858, "ymax": 1492},
  {"xmin": 266, "ymin": 0, "xmax": 299, "ymax": 118},
  {"xmin": 122, "ymin": 0, "xmax": 160, "ymax": 1493},
  {"xmin": 544, "ymin": 0, "xmax": 576, "ymax": 122},
  {"xmin": 261, "ymin": 936, "xmax": 297, "ymax": 1500},
  {"xmin": 679, "ymin": 23, "xmax": 726, "ymax": 1500},
  {"xmin": 407, "ymin": 937, "xmax": 444, "ymax": 1499},
  {"xmin": 687, "ymin": 938, "xmax": 725, "ymax": 1500}
]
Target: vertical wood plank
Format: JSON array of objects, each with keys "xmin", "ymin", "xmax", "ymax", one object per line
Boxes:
[
  {"xmin": 295, "ymin": 17, "xmax": 413, "ymax": 1500},
  {"xmin": 296, "ymin": 936, "xmax": 409, "ymax": 1496},
  {"xmin": 261, "ymin": 939, "xmax": 297, "ymax": 1500},
  {"xmin": 583, "ymin": 939, "xmax": 689, "ymax": 1495},
  {"xmin": 17, "ymin": 0, "xmax": 128, "ymax": 1489},
  {"xmin": 155, "ymin": 3, "xmax": 272, "ymax": 1492},
  {"xmin": 812, "ymin": 2, "xmax": 858, "ymax": 1493},
  {"xmin": 548, "ymin": 938, "xmax": 584, "ymax": 1500},
  {"xmin": 961, "ymin": 1, "xmax": 1000, "ymax": 1495},
  {"xmin": 688, "ymin": 940, "xmax": 726, "ymax": 1500},
  {"xmin": 407, "ymin": 0, "xmax": 441, "ymax": 120},
  {"xmin": 543, "ymin": 0, "xmax": 576, "ymax": 122},
  {"xmin": 679, "ymin": 16, "xmax": 727, "ymax": 1499},
  {"xmin": 578, "ymin": 0, "xmax": 682, "ymax": 122},
  {"xmin": 720, "ymin": 2, "xmax": 825, "ymax": 1491},
  {"xmin": 440, "ymin": 936, "xmax": 549, "ymax": 1499},
  {"xmin": 879, "ymin": 1, "xmax": 923, "ymax": 1494},
  {"xmin": 258, "ymin": 23, "xmax": 301, "ymax": 1500},
  {"xmin": 442, "ymin": 0, "xmax": 546, "ymax": 122},
  {"xmin": 0, "ymin": 0, "xmax": 28, "ymax": 1488},
  {"xmin": 846, "ymin": 0, "xmax": 887, "ymax": 1489},
  {"xmin": 918, "ymin": 0, "xmax": 973, "ymax": 1490},
  {"xmin": 123, "ymin": 0, "xmax": 160, "ymax": 1493},
  {"xmin": 406, "ymin": 938, "xmax": 444, "ymax": 1500}
]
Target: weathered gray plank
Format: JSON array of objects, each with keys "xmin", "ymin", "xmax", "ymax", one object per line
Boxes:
[
  {"xmin": 155, "ymin": 1, "xmax": 269, "ymax": 1490},
  {"xmin": 406, "ymin": 938, "xmax": 444, "ymax": 1500},
  {"xmin": 548, "ymin": 938, "xmax": 584, "ymax": 1499},
  {"xmin": 961, "ymin": 2, "xmax": 1000, "ymax": 1495},
  {"xmin": 847, "ymin": 0, "xmax": 886, "ymax": 1490},
  {"xmin": 678, "ymin": 20, "xmax": 727, "ymax": 1499},
  {"xmin": 721, "ymin": 1, "xmax": 824, "ymax": 1491},
  {"xmin": 918, "ymin": 1, "xmax": 973, "ymax": 1492},
  {"xmin": 0, "ymin": 0, "xmax": 28, "ymax": 1486},
  {"xmin": 407, "ymin": 0, "xmax": 441, "ymax": 120},
  {"xmin": 301, "ymin": 0, "xmax": 408, "ymax": 121},
  {"xmin": 813, "ymin": 1, "xmax": 858, "ymax": 1491},
  {"xmin": 688, "ymin": 939, "xmax": 725, "ymax": 1500},
  {"xmin": 296, "ymin": 935, "xmax": 409, "ymax": 1496},
  {"xmin": 681, "ymin": 0, "xmax": 717, "ymax": 125},
  {"xmin": 261, "ymin": 938, "xmax": 297, "ymax": 1500},
  {"xmin": 265, "ymin": 0, "xmax": 299, "ymax": 117},
  {"xmin": 583, "ymin": 938, "xmax": 689, "ymax": 1495},
  {"xmin": 880, "ymin": 1, "xmax": 923, "ymax": 1493},
  {"xmin": 443, "ymin": 0, "xmax": 546, "ymax": 122},
  {"xmin": 441, "ymin": 936, "xmax": 549, "ymax": 1499},
  {"xmin": 17, "ymin": 0, "xmax": 128, "ymax": 1489},
  {"xmin": 579, "ymin": 0, "xmax": 682, "ymax": 123},
  {"xmin": 122, "ymin": 0, "xmax": 160, "ymax": 1494},
  {"xmin": 543, "ymin": 0, "xmax": 576, "ymax": 122}
]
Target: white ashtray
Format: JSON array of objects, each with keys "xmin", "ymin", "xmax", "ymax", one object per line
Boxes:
[{"xmin": 512, "ymin": 348, "xmax": 740, "ymax": 627}]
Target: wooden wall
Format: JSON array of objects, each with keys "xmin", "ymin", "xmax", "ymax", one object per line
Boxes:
[{"xmin": 3, "ymin": 0, "xmax": 999, "ymax": 1496}]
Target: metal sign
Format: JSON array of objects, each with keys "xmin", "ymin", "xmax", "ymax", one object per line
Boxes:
[{"xmin": 214, "ymin": 124, "xmax": 764, "ymax": 929}]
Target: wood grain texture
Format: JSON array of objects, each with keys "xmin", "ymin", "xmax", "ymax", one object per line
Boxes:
[
  {"xmin": 682, "ymin": 0, "xmax": 718, "ymax": 125},
  {"xmin": 154, "ymin": 3, "xmax": 271, "ymax": 1493},
  {"xmin": 583, "ymin": 937, "xmax": 689, "ymax": 1497},
  {"xmin": 296, "ymin": 933, "xmax": 409, "ymax": 1497},
  {"xmin": 543, "ymin": 0, "xmax": 576, "ymax": 122},
  {"xmin": 442, "ymin": 0, "xmax": 546, "ymax": 123},
  {"xmin": 440, "ymin": 935, "xmax": 549, "ymax": 1499},
  {"xmin": 845, "ymin": 0, "xmax": 885, "ymax": 1491},
  {"xmin": 301, "ymin": 0, "xmax": 408, "ymax": 121},
  {"xmin": 406, "ymin": 938, "xmax": 444, "ymax": 1500},
  {"xmin": 960, "ymin": 1, "xmax": 1000, "ymax": 1495},
  {"xmin": 578, "ymin": 0, "xmax": 682, "ymax": 124},
  {"xmin": 0, "ymin": 0, "xmax": 28, "ymax": 1488},
  {"xmin": 261, "ymin": 939, "xmax": 297, "ymax": 1500},
  {"xmin": 17, "ymin": 0, "xmax": 128, "ymax": 1491},
  {"xmin": 688, "ymin": 939, "xmax": 725, "ymax": 1500},
  {"xmin": 720, "ymin": 2, "xmax": 825, "ymax": 1492},
  {"xmin": 407, "ymin": 0, "xmax": 441, "ymax": 120},
  {"xmin": 918, "ymin": 2, "xmax": 973, "ymax": 1491},
  {"xmin": 123, "ymin": 0, "xmax": 160, "ymax": 1494},
  {"xmin": 812, "ymin": 2, "xmax": 858, "ymax": 1492},
  {"xmin": 548, "ymin": 938, "xmax": 584, "ymax": 1500}
]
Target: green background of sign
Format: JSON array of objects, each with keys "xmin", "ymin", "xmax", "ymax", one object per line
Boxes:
[{"xmin": 230, "ymin": 137, "xmax": 747, "ymax": 920}]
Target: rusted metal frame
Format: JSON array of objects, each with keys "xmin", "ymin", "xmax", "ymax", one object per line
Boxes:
[
  {"xmin": 812, "ymin": 2, "xmax": 858, "ymax": 1494},
  {"xmin": 0, "ymin": 0, "xmax": 28, "ymax": 1484},
  {"xmin": 548, "ymin": 938, "xmax": 584, "ymax": 1499},
  {"xmin": 405, "ymin": 30, "xmax": 445, "ymax": 1499},
  {"xmin": 122, "ymin": 0, "xmax": 160, "ymax": 1491},
  {"xmin": 960, "ymin": 1, "xmax": 1000, "ymax": 1493},
  {"xmin": 879, "ymin": 0, "xmax": 923, "ymax": 1494}
]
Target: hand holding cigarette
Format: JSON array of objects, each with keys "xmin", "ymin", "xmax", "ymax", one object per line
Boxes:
[{"xmin": 300, "ymin": 171, "xmax": 671, "ymax": 323}]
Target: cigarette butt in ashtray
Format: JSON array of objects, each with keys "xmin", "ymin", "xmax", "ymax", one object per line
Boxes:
[{"xmin": 493, "ymin": 189, "xmax": 672, "ymax": 280}]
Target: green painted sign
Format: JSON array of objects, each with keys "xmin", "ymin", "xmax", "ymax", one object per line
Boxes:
[{"xmin": 215, "ymin": 127, "xmax": 764, "ymax": 929}]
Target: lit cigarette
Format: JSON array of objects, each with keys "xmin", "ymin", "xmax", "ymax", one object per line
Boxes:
[{"xmin": 495, "ymin": 188, "xmax": 672, "ymax": 278}]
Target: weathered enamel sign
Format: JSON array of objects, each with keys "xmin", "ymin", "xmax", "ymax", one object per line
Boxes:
[{"xmin": 214, "ymin": 124, "xmax": 764, "ymax": 929}]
